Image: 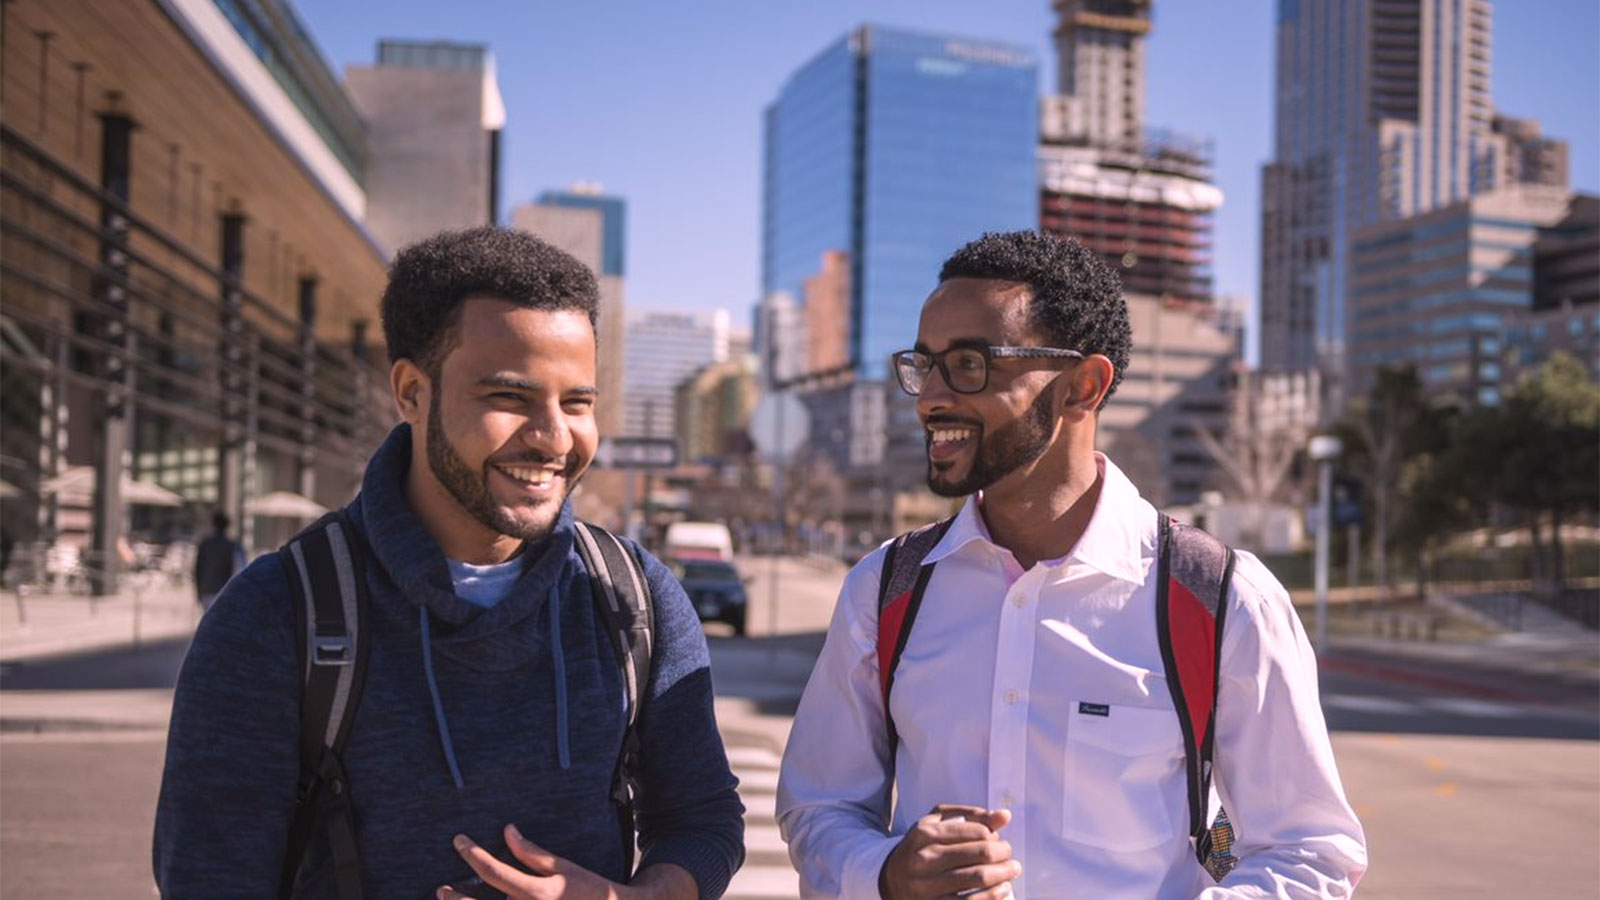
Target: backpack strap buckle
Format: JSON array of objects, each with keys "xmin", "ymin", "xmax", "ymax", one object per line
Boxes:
[{"xmin": 312, "ymin": 634, "xmax": 354, "ymax": 666}]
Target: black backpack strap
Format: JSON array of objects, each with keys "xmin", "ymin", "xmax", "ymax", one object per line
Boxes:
[
  {"xmin": 1155, "ymin": 512, "xmax": 1237, "ymax": 880},
  {"xmin": 875, "ymin": 517, "xmax": 954, "ymax": 771},
  {"xmin": 279, "ymin": 510, "xmax": 371, "ymax": 900},
  {"xmin": 572, "ymin": 521, "xmax": 655, "ymax": 877}
]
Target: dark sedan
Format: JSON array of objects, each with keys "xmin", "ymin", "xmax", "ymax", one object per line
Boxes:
[{"xmin": 671, "ymin": 558, "xmax": 748, "ymax": 635}]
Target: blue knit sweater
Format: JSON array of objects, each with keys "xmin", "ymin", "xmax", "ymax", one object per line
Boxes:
[{"xmin": 153, "ymin": 426, "xmax": 745, "ymax": 898}]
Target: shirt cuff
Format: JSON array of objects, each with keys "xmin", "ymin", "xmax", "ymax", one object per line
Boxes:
[{"xmin": 841, "ymin": 835, "xmax": 900, "ymax": 900}]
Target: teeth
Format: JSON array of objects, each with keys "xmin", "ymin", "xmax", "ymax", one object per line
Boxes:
[
  {"xmin": 929, "ymin": 428, "xmax": 974, "ymax": 444},
  {"xmin": 500, "ymin": 466, "xmax": 555, "ymax": 485}
]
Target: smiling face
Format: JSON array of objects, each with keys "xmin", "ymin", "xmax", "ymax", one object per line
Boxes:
[
  {"xmin": 915, "ymin": 278, "xmax": 1070, "ymax": 499},
  {"xmin": 393, "ymin": 296, "xmax": 599, "ymax": 562}
]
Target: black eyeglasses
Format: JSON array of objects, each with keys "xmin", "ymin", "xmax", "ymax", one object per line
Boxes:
[{"xmin": 892, "ymin": 345, "xmax": 1085, "ymax": 395}]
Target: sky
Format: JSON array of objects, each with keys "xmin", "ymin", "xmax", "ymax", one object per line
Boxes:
[{"xmin": 298, "ymin": 0, "xmax": 1600, "ymax": 353}]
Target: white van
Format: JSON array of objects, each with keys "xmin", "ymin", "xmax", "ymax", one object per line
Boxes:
[{"xmin": 662, "ymin": 521, "xmax": 734, "ymax": 562}]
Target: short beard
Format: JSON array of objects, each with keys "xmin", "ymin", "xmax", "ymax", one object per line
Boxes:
[
  {"xmin": 426, "ymin": 383, "xmax": 579, "ymax": 543},
  {"xmin": 927, "ymin": 388, "xmax": 1055, "ymax": 498}
]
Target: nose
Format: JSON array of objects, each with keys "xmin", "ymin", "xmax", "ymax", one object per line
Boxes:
[
  {"xmin": 519, "ymin": 402, "xmax": 573, "ymax": 459},
  {"xmin": 915, "ymin": 361, "xmax": 957, "ymax": 419}
]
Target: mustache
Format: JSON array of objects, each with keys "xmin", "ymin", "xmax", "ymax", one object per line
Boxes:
[{"xmin": 922, "ymin": 416, "xmax": 982, "ymax": 431}]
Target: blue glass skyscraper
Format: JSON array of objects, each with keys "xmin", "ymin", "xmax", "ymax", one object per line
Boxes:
[{"xmin": 762, "ymin": 25, "xmax": 1039, "ymax": 380}]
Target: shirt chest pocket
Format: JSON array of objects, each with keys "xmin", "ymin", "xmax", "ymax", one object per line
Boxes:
[{"xmin": 1062, "ymin": 702, "xmax": 1186, "ymax": 852}]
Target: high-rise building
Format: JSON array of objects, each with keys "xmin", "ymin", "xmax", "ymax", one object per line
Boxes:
[
  {"xmin": 1050, "ymin": 0, "xmax": 1149, "ymax": 149},
  {"xmin": 674, "ymin": 358, "xmax": 761, "ymax": 463},
  {"xmin": 622, "ymin": 310, "xmax": 730, "ymax": 442},
  {"xmin": 511, "ymin": 187, "xmax": 628, "ymax": 437},
  {"xmin": 762, "ymin": 25, "xmax": 1038, "ymax": 382},
  {"xmin": 753, "ymin": 292, "xmax": 805, "ymax": 389},
  {"xmin": 1040, "ymin": 0, "xmax": 1223, "ymax": 304},
  {"xmin": 763, "ymin": 25, "xmax": 1037, "ymax": 485},
  {"xmin": 346, "ymin": 40, "xmax": 505, "ymax": 256},
  {"xmin": 1491, "ymin": 115, "xmax": 1571, "ymax": 193},
  {"xmin": 1258, "ymin": 0, "xmax": 1569, "ymax": 391},
  {"xmin": 1347, "ymin": 186, "xmax": 1581, "ymax": 405}
]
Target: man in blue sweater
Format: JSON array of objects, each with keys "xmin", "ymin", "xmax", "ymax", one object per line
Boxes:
[{"xmin": 154, "ymin": 227, "xmax": 745, "ymax": 899}]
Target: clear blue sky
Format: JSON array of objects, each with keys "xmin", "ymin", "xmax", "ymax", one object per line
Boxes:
[{"xmin": 299, "ymin": 0, "xmax": 1599, "ymax": 352}]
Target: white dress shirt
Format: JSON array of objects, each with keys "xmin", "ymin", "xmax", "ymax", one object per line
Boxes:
[{"xmin": 777, "ymin": 455, "xmax": 1367, "ymax": 899}]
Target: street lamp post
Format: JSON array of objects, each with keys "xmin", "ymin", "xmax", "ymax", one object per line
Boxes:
[{"xmin": 1308, "ymin": 434, "xmax": 1343, "ymax": 655}]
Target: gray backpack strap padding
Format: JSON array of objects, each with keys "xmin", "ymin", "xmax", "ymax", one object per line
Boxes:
[
  {"xmin": 280, "ymin": 511, "xmax": 371, "ymax": 900},
  {"xmin": 571, "ymin": 520, "xmax": 655, "ymax": 877}
]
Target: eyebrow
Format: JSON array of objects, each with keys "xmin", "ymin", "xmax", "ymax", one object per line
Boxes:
[
  {"xmin": 476, "ymin": 375, "xmax": 598, "ymax": 396},
  {"xmin": 912, "ymin": 336, "xmax": 991, "ymax": 353}
]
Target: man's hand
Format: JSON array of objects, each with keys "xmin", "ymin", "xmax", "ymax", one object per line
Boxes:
[
  {"xmin": 878, "ymin": 804, "xmax": 1020, "ymax": 900},
  {"xmin": 436, "ymin": 825, "xmax": 695, "ymax": 900}
]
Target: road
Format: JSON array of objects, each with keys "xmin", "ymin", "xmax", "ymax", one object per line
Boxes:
[{"xmin": 2, "ymin": 557, "xmax": 1597, "ymax": 898}]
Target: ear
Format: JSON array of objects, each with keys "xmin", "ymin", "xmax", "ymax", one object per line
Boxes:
[
  {"xmin": 390, "ymin": 358, "xmax": 431, "ymax": 426},
  {"xmin": 1061, "ymin": 354, "xmax": 1115, "ymax": 420}
]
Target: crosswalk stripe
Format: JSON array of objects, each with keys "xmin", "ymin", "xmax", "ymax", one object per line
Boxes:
[
  {"xmin": 1322, "ymin": 694, "xmax": 1417, "ymax": 714},
  {"xmin": 1420, "ymin": 696, "xmax": 1522, "ymax": 717},
  {"xmin": 727, "ymin": 745, "xmax": 782, "ymax": 769},
  {"xmin": 722, "ymin": 736, "xmax": 799, "ymax": 899}
]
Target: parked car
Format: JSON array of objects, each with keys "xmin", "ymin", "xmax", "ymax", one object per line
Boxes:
[
  {"xmin": 663, "ymin": 521, "xmax": 735, "ymax": 561},
  {"xmin": 670, "ymin": 557, "xmax": 748, "ymax": 635}
]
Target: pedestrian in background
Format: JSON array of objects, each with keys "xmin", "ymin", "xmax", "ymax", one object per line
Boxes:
[
  {"xmin": 777, "ymin": 231, "xmax": 1365, "ymax": 898},
  {"xmin": 154, "ymin": 227, "xmax": 744, "ymax": 898},
  {"xmin": 191, "ymin": 512, "xmax": 242, "ymax": 611}
]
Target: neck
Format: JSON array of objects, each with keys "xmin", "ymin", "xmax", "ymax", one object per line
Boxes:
[
  {"xmin": 979, "ymin": 446, "xmax": 1102, "ymax": 570},
  {"xmin": 404, "ymin": 456, "xmax": 523, "ymax": 565}
]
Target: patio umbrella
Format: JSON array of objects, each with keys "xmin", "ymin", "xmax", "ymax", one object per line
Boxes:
[
  {"xmin": 38, "ymin": 466, "xmax": 186, "ymax": 507},
  {"xmin": 245, "ymin": 491, "xmax": 328, "ymax": 519}
]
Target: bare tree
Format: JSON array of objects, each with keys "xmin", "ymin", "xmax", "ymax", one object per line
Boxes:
[{"xmin": 1193, "ymin": 369, "xmax": 1315, "ymax": 548}]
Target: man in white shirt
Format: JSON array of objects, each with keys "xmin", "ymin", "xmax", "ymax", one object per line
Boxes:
[{"xmin": 776, "ymin": 231, "xmax": 1367, "ymax": 899}]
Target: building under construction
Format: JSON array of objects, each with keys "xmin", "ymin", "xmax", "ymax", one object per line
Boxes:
[
  {"xmin": 0, "ymin": 0, "xmax": 395, "ymax": 592},
  {"xmin": 1039, "ymin": 0, "xmax": 1222, "ymax": 303}
]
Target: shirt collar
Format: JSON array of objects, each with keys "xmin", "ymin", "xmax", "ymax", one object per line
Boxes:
[{"xmin": 921, "ymin": 452, "xmax": 1153, "ymax": 585}]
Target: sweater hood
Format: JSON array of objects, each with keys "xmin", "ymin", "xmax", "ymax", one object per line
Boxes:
[{"xmin": 350, "ymin": 423, "xmax": 579, "ymax": 671}]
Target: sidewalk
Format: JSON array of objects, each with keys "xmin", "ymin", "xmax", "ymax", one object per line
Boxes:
[
  {"xmin": 0, "ymin": 582, "xmax": 198, "ymax": 734},
  {"xmin": 2, "ymin": 575, "xmax": 1595, "ymax": 734},
  {"xmin": 0, "ymin": 580, "xmax": 200, "ymax": 664}
]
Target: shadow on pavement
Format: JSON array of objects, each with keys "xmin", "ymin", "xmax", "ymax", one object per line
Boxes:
[
  {"xmin": 0, "ymin": 636, "xmax": 192, "ymax": 691},
  {"xmin": 1319, "ymin": 640, "xmax": 1600, "ymax": 741},
  {"xmin": 705, "ymin": 630, "xmax": 826, "ymax": 718}
]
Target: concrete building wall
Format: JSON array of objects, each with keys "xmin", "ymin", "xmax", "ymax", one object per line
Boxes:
[
  {"xmin": 346, "ymin": 61, "xmax": 493, "ymax": 256},
  {"xmin": 803, "ymin": 250, "xmax": 852, "ymax": 374},
  {"xmin": 1096, "ymin": 293, "xmax": 1239, "ymax": 507},
  {"xmin": 510, "ymin": 202, "xmax": 626, "ymax": 438}
]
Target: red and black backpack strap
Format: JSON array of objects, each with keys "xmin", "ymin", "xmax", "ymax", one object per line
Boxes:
[
  {"xmin": 1156, "ymin": 512, "xmax": 1238, "ymax": 879},
  {"xmin": 875, "ymin": 517, "xmax": 955, "ymax": 760}
]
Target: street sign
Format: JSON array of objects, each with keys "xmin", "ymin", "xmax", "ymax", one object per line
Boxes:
[
  {"xmin": 749, "ymin": 391, "xmax": 810, "ymax": 462},
  {"xmin": 595, "ymin": 436, "xmax": 678, "ymax": 469}
]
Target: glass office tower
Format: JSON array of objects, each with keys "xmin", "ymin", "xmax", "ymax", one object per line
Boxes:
[{"xmin": 762, "ymin": 25, "xmax": 1039, "ymax": 380}]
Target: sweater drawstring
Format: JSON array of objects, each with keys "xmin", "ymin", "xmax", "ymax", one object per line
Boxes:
[
  {"xmin": 420, "ymin": 606, "xmax": 465, "ymax": 788},
  {"xmin": 550, "ymin": 584, "xmax": 571, "ymax": 770}
]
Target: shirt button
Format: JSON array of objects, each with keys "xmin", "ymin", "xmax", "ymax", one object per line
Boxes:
[
  {"xmin": 1000, "ymin": 791, "xmax": 1015, "ymax": 807},
  {"xmin": 1010, "ymin": 593, "xmax": 1025, "ymax": 607},
  {"xmin": 1003, "ymin": 689, "xmax": 1019, "ymax": 704}
]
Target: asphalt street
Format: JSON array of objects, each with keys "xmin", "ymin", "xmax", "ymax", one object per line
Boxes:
[{"xmin": 1, "ymin": 557, "xmax": 1596, "ymax": 898}]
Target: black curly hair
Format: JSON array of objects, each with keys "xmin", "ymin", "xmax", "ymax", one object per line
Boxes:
[
  {"xmin": 938, "ymin": 230, "xmax": 1131, "ymax": 407},
  {"xmin": 380, "ymin": 226, "xmax": 599, "ymax": 378}
]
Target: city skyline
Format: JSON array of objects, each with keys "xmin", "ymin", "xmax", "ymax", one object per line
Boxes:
[{"xmin": 298, "ymin": 1, "xmax": 1599, "ymax": 363}]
